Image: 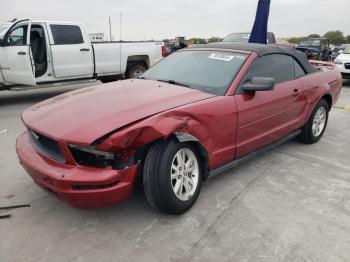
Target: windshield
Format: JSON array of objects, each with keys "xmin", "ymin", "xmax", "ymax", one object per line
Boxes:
[
  {"xmin": 300, "ymin": 39, "xmax": 321, "ymax": 47},
  {"xmin": 344, "ymin": 47, "xmax": 350, "ymax": 54},
  {"xmin": 223, "ymin": 33, "xmax": 251, "ymax": 43},
  {"xmin": 0, "ymin": 23, "xmax": 12, "ymax": 39},
  {"xmin": 142, "ymin": 50, "xmax": 248, "ymax": 95},
  {"xmin": 223, "ymin": 32, "xmax": 274, "ymax": 44}
]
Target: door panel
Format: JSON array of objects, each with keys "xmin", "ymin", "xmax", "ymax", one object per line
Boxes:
[
  {"xmin": 0, "ymin": 22, "xmax": 35, "ymax": 86},
  {"xmin": 1, "ymin": 45, "xmax": 35, "ymax": 85},
  {"xmin": 235, "ymin": 79, "xmax": 307, "ymax": 157},
  {"xmin": 48, "ymin": 24, "xmax": 93, "ymax": 78},
  {"xmin": 50, "ymin": 44, "xmax": 93, "ymax": 78}
]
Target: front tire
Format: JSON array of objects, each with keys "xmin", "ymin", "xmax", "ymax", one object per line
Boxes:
[
  {"xmin": 143, "ymin": 139, "xmax": 202, "ymax": 214},
  {"xmin": 299, "ymin": 98, "xmax": 329, "ymax": 144}
]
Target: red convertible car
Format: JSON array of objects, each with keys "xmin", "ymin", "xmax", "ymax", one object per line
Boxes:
[{"xmin": 16, "ymin": 43, "xmax": 342, "ymax": 214}]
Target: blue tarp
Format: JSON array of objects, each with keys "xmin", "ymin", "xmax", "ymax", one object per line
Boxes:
[{"xmin": 249, "ymin": 0, "xmax": 271, "ymax": 44}]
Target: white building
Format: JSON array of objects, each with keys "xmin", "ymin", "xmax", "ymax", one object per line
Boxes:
[{"xmin": 89, "ymin": 33, "xmax": 105, "ymax": 42}]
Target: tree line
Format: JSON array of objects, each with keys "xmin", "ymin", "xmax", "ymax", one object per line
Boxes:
[
  {"xmin": 185, "ymin": 31, "xmax": 350, "ymax": 46},
  {"xmin": 288, "ymin": 31, "xmax": 350, "ymax": 46}
]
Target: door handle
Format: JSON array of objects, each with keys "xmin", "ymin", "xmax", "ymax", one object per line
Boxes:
[
  {"xmin": 17, "ymin": 51, "xmax": 26, "ymax": 55},
  {"xmin": 80, "ymin": 48, "xmax": 90, "ymax": 52}
]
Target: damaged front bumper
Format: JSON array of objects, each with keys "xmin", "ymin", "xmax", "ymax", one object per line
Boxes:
[{"xmin": 16, "ymin": 132, "xmax": 139, "ymax": 209}]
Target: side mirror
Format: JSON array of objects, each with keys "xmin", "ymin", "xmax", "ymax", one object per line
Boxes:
[
  {"xmin": 242, "ymin": 77, "xmax": 275, "ymax": 92},
  {"xmin": 338, "ymin": 50, "xmax": 344, "ymax": 54}
]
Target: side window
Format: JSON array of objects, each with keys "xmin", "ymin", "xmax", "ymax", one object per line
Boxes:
[
  {"xmin": 242, "ymin": 54, "xmax": 295, "ymax": 85},
  {"xmin": 293, "ymin": 59, "xmax": 306, "ymax": 78},
  {"xmin": 5, "ymin": 25, "xmax": 28, "ymax": 46},
  {"xmin": 50, "ymin": 25, "xmax": 84, "ymax": 45}
]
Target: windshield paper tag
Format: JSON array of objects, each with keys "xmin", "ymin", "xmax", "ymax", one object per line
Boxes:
[{"xmin": 208, "ymin": 53, "xmax": 235, "ymax": 62}]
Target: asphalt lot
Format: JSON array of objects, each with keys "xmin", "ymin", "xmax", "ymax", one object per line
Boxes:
[{"xmin": 1, "ymin": 80, "xmax": 350, "ymax": 262}]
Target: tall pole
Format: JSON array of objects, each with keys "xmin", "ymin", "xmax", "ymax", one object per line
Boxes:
[
  {"xmin": 119, "ymin": 12, "xmax": 122, "ymax": 73},
  {"xmin": 120, "ymin": 12, "xmax": 122, "ymax": 42},
  {"xmin": 109, "ymin": 17, "xmax": 112, "ymax": 41}
]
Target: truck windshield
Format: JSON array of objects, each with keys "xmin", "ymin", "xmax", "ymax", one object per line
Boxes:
[
  {"xmin": 223, "ymin": 32, "xmax": 274, "ymax": 44},
  {"xmin": 300, "ymin": 39, "xmax": 321, "ymax": 47},
  {"xmin": 0, "ymin": 23, "xmax": 11, "ymax": 39},
  {"xmin": 223, "ymin": 33, "xmax": 251, "ymax": 42},
  {"xmin": 142, "ymin": 50, "xmax": 248, "ymax": 95}
]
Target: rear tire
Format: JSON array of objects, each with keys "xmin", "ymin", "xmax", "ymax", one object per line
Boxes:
[
  {"xmin": 143, "ymin": 139, "xmax": 202, "ymax": 214},
  {"xmin": 299, "ymin": 98, "xmax": 329, "ymax": 144},
  {"xmin": 126, "ymin": 63, "xmax": 147, "ymax": 79}
]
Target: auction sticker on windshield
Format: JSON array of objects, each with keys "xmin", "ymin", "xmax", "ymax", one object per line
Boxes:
[{"xmin": 208, "ymin": 53, "xmax": 246, "ymax": 62}]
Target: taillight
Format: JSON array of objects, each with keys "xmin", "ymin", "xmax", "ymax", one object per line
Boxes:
[{"xmin": 162, "ymin": 46, "xmax": 167, "ymax": 57}]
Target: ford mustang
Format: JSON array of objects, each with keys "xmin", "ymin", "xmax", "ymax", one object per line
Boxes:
[{"xmin": 16, "ymin": 43, "xmax": 342, "ymax": 214}]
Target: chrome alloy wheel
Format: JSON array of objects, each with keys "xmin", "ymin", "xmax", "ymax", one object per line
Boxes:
[
  {"xmin": 170, "ymin": 148, "xmax": 199, "ymax": 201},
  {"xmin": 312, "ymin": 107, "xmax": 327, "ymax": 137}
]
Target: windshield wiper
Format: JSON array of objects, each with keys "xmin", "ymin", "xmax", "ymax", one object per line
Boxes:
[{"xmin": 156, "ymin": 79, "xmax": 192, "ymax": 88}]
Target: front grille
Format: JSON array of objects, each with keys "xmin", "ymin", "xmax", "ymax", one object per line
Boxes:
[
  {"xmin": 341, "ymin": 72, "xmax": 350, "ymax": 79},
  {"xmin": 344, "ymin": 63, "xmax": 350, "ymax": 70},
  {"xmin": 29, "ymin": 130, "xmax": 65, "ymax": 162}
]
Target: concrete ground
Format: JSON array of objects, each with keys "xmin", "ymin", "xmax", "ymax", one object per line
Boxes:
[{"xmin": 0, "ymin": 81, "xmax": 350, "ymax": 262}]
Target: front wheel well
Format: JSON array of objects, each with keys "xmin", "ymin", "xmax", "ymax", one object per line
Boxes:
[
  {"xmin": 321, "ymin": 94, "xmax": 332, "ymax": 111},
  {"xmin": 135, "ymin": 135, "xmax": 210, "ymax": 181},
  {"xmin": 172, "ymin": 134, "xmax": 209, "ymax": 181},
  {"xmin": 185, "ymin": 140, "xmax": 210, "ymax": 181}
]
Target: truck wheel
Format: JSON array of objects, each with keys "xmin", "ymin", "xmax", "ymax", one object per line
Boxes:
[
  {"xmin": 299, "ymin": 99, "xmax": 329, "ymax": 144},
  {"xmin": 143, "ymin": 139, "xmax": 202, "ymax": 214},
  {"xmin": 126, "ymin": 63, "xmax": 146, "ymax": 79}
]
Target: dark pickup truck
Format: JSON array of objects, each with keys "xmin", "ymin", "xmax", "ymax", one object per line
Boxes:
[{"xmin": 296, "ymin": 38, "xmax": 332, "ymax": 61}]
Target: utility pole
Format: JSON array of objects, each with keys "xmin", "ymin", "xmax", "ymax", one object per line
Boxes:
[
  {"xmin": 109, "ymin": 17, "xmax": 112, "ymax": 41},
  {"xmin": 120, "ymin": 12, "xmax": 122, "ymax": 42},
  {"xmin": 119, "ymin": 12, "xmax": 122, "ymax": 73}
]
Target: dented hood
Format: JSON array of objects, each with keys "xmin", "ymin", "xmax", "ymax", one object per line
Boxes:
[{"xmin": 22, "ymin": 79, "xmax": 215, "ymax": 145}]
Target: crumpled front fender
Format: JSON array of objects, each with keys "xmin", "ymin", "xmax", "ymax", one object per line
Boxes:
[{"xmin": 96, "ymin": 111, "xmax": 212, "ymax": 156}]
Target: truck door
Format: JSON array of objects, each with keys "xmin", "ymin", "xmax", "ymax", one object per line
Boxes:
[
  {"xmin": 0, "ymin": 21, "xmax": 36, "ymax": 86},
  {"xmin": 48, "ymin": 23, "xmax": 94, "ymax": 78}
]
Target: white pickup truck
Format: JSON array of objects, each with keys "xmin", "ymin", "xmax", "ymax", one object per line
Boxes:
[{"xmin": 0, "ymin": 19, "xmax": 166, "ymax": 89}]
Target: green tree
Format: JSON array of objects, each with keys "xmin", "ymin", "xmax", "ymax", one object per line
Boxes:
[
  {"xmin": 207, "ymin": 37, "xmax": 222, "ymax": 43},
  {"xmin": 288, "ymin": 37, "xmax": 299, "ymax": 44},
  {"xmin": 307, "ymin": 34, "xmax": 320, "ymax": 38},
  {"xmin": 323, "ymin": 31, "xmax": 345, "ymax": 45},
  {"xmin": 288, "ymin": 37, "xmax": 306, "ymax": 44},
  {"xmin": 189, "ymin": 38, "xmax": 207, "ymax": 44},
  {"xmin": 346, "ymin": 35, "xmax": 350, "ymax": 44}
]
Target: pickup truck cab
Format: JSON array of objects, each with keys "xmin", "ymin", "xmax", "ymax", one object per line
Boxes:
[
  {"xmin": 0, "ymin": 19, "xmax": 165, "ymax": 88},
  {"xmin": 223, "ymin": 32, "xmax": 277, "ymax": 44}
]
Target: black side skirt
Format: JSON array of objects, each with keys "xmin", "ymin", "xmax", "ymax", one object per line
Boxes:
[{"xmin": 208, "ymin": 130, "xmax": 301, "ymax": 178}]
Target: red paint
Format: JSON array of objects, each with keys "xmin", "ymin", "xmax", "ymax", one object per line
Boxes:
[
  {"xmin": 22, "ymin": 79, "xmax": 215, "ymax": 145},
  {"xmin": 17, "ymin": 47, "xmax": 342, "ymax": 209}
]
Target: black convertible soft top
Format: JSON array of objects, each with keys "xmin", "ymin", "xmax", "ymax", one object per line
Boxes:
[{"xmin": 190, "ymin": 42, "xmax": 317, "ymax": 74}]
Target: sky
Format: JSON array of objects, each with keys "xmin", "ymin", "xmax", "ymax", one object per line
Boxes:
[{"xmin": 0, "ymin": 0, "xmax": 349, "ymax": 41}]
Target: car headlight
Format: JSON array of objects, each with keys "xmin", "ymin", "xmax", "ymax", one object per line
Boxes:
[
  {"xmin": 334, "ymin": 60, "xmax": 343, "ymax": 65},
  {"xmin": 69, "ymin": 144, "xmax": 136, "ymax": 169},
  {"xmin": 69, "ymin": 144, "xmax": 115, "ymax": 168}
]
